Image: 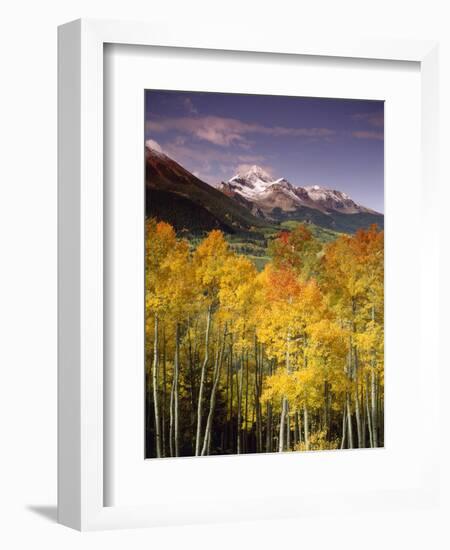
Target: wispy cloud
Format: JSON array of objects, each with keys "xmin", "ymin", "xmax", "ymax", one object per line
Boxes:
[
  {"xmin": 351, "ymin": 130, "xmax": 384, "ymax": 141},
  {"xmin": 235, "ymin": 163, "xmax": 275, "ymax": 177},
  {"xmin": 147, "ymin": 115, "xmax": 335, "ymax": 147},
  {"xmin": 163, "ymin": 141, "xmax": 265, "ymax": 165},
  {"xmin": 352, "ymin": 111, "xmax": 384, "ymax": 128},
  {"xmin": 158, "ymin": 140, "xmax": 273, "ymax": 184}
]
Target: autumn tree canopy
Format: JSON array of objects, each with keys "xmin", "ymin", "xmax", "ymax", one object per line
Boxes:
[{"xmin": 145, "ymin": 220, "xmax": 384, "ymax": 457}]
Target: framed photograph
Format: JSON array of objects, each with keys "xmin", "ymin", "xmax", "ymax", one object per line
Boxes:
[
  {"xmin": 143, "ymin": 89, "xmax": 385, "ymax": 461},
  {"xmin": 58, "ymin": 19, "xmax": 440, "ymax": 530}
]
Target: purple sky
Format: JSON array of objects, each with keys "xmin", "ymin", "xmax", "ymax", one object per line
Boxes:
[{"xmin": 145, "ymin": 90, "xmax": 384, "ymax": 213}]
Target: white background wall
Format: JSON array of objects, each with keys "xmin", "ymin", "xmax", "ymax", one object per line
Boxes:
[{"xmin": 0, "ymin": 1, "xmax": 449, "ymax": 548}]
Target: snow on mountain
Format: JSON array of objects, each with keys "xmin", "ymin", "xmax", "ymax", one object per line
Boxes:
[
  {"xmin": 145, "ymin": 148, "xmax": 383, "ymax": 234},
  {"xmin": 224, "ymin": 166, "xmax": 300, "ymax": 203},
  {"xmin": 303, "ymin": 185, "xmax": 374, "ymax": 214},
  {"xmin": 219, "ymin": 166, "xmax": 377, "ymax": 217},
  {"xmin": 305, "ymin": 185, "xmax": 351, "ymax": 204},
  {"xmin": 227, "ymin": 165, "xmax": 277, "ymax": 199},
  {"xmin": 145, "ymin": 139, "xmax": 168, "ymax": 160}
]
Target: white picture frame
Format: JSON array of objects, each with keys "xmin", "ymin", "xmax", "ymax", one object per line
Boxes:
[{"xmin": 58, "ymin": 18, "xmax": 440, "ymax": 531}]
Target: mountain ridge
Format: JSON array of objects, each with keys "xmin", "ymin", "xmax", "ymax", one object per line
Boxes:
[
  {"xmin": 218, "ymin": 164, "xmax": 381, "ymax": 218},
  {"xmin": 145, "ymin": 143, "xmax": 383, "ymax": 235},
  {"xmin": 145, "ymin": 145, "xmax": 269, "ymax": 235}
]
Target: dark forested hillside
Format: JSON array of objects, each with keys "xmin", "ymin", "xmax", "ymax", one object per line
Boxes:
[{"xmin": 145, "ymin": 146, "xmax": 270, "ymax": 235}]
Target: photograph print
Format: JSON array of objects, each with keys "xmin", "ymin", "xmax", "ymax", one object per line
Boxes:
[{"xmin": 145, "ymin": 90, "xmax": 384, "ymax": 458}]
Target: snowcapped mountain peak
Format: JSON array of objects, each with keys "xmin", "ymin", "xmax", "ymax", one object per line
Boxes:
[
  {"xmin": 303, "ymin": 185, "xmax": 374, "ymax": 213},
  {"xmin": 306, "ymin": 185, "xmax": 348, "ymax": 200},
  {"xmin": 246, "ymin": 164, "xmax": 271, "ymax": 177},
  {"xmin": 145, "ymin": 139, "xmax": 167, "ymax": 159},
  {"xmin": 145, "ymin": 145, "xmax": 383, "ymax": 231},
  {"xmin": 225, "ymin": 165, "xmax": 279, "ymax": 200},
  {"xmin": 221, "ymin": 168, "xmax": 378, "ymax": 217},
  {"xmin": 233, "ymin": 165, "xmax": 273, "ymax": 184}
]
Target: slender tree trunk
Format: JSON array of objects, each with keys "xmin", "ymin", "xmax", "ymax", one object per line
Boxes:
[
  {"xmin": 371, "ymin": 368, "xmax": 378, "ymax": 447},
  {"xmin": 229, "ymin": 344, "xmax": 234, "ymax": 453},
  {"xmin": 187, "ymin": 317, "xmax": 197, "ymax": 452},
  {"xmin": 258, "ymin": 344, "xmax": 264, "ymax": 452},
  {"xmin": 254, "ymin": 337, "xmax": 262, "ymax": 453},
  {"xmin": 293, "ymin": 410, "xmax": 299, "ymax": 448},
  {"xmin": 361, "ymin": 383, "xmax": 367, "ymax": 448},
  {"xmin": 237, "ymin": 354, "xmax": 244, "ymax": 454},
  {"xmin": 152, "ymin": 315, "xmax": 162, "ymax": 458},
  {"xmin": 353, "ymin": 348, "xmax": 363, "ymax": 448},
  {"xmin": 244, "ymin": 352, "xmax": 249, "ymax": 453},
  {"xmin": 365, "ymin": 373, "xmax": 373, "ymax": 448},
  {"xmin": 286, "ymin": 403, "xmax": 291, "ymax": 451},
  {"xmin": 279, "ymin": 398, "xmax": 287, "ymax": 452},
  {"xmin": 161, "ymin": 327, "xmax": 167, "ymax": 457},
  {"xmin": 346, "ymin": 394, "xmax": 354, "ymax": 449},
  {"xmin": 340, "ymin": 404, "xmax": 347, "ymax": 449},
  {"xmin": 201, "ymin": 325, "xmax": 227, "ymax": 456},
  {"xmin": 370, "ymin": 306, "xmax": 379, "ymax": 448},
  {"xmin": 266, "ymin": 402, "xmax": 272, "ymax": 453},
  {"xmin": 146, "ymin": 383, "xmax": 152, "ymax": 456},
  {"xmin": 173, "ymin": 323, "xmax": 180, "ymax": 457},
  {"xmin": 279, "ymin": 329, "xmax": 291, "ymax": 453},
  {"xmin": 378, "ymin": 376, "xmax": 384, "ymax": 445},
  {"xmin": 354, "ymin": 384, "xmax": 362, "ymax": 448},
  {"xmin": 195, "ymin": 306, "xmax": 212, "ymax": 456},
  {"xmin": 265, "ymin": 359, "xmax": 273, "ymax": 453},
  {"xmin": 169, "ymin": 367, "xmax": 174, "ymax": 457},
  {"xmin": 224, "ymin": 347, "xmax": 231, "ymax": 452},
  {"xmin": 303, "ymin": 405, "xmax": 310, "ymax": 451}
]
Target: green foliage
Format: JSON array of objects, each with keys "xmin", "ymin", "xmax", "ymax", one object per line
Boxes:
[{"xmin": 270, "ymin": 205, "xmax": 384, "ymax": 234}]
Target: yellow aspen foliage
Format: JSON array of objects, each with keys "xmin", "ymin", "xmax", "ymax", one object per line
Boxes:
[{"xmin": 145, "ymin": 220, "xmax": 384, "ymax": 457}]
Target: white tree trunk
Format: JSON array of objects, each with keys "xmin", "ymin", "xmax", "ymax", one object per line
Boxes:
[
  {"xmin": 371, "ymin": 368, "xmax": 378, "ymax": 447},
  {"xmin": 353, "ymin": 349, "xmax": 363, "ymax": 448},
  {"xmin": 195, "ymin": 306, "xmax": 212, "ymax": 456},
  {"xmin": 286, "ymin": 405, "xmax": 291, "ymax": 451},
  {"xmin": 201, "ymin": 325, "xmax": 227, "ymax": 456},
  {"xmin": 279, "ymin": 329, "xmax": 291, "ymax": 452},
  {"xmin": 346, "ymin": 394, "xmax": 354, "ymax": 449},
  {"xmin": 303, "ymin": 405, "xmax": 310, "ymax": 451},
  {"xmin": 279, "ymin": 397, "xmax": 287, "ymax": 452},
  {"xmin": 370, "ymin": 305, "xmax": 378, "ymax": 447},
  {"xmin": 237, "ymin": 354, "xmax": 244, "ymax": 454},
  {"xmin": 169, "ymin": 365, "xmax": 174, "ymax": 457},
  {"xmin": 354, "ymin": 385, "xmax": 362, "ymax": 448},
  {"xmin": 174, "ymin": 323, "xmax": 180, "ymax": 457},
  {"xmin": 340, "ymin": 404, "xmax": 347, "ymax": 449},
  {"xmin": 152, "ymin": 315, "xmax": 162, "ymax": 458},
  {"xmin": 365, "ymin": 373, "xmax": 373, "ymax": 447}
]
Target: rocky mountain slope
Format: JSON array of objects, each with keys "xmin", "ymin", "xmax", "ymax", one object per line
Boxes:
[
  {"xmin": 218, "ymin": 165, "xmax": 383, "ymax": 233},
  {"xmin": 145, "ymin": 144, "xmax": 383, "ymax": 235},
  {"xmin": 145, "ymin": 144, "xmax": 268, "ymax": 234}
]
